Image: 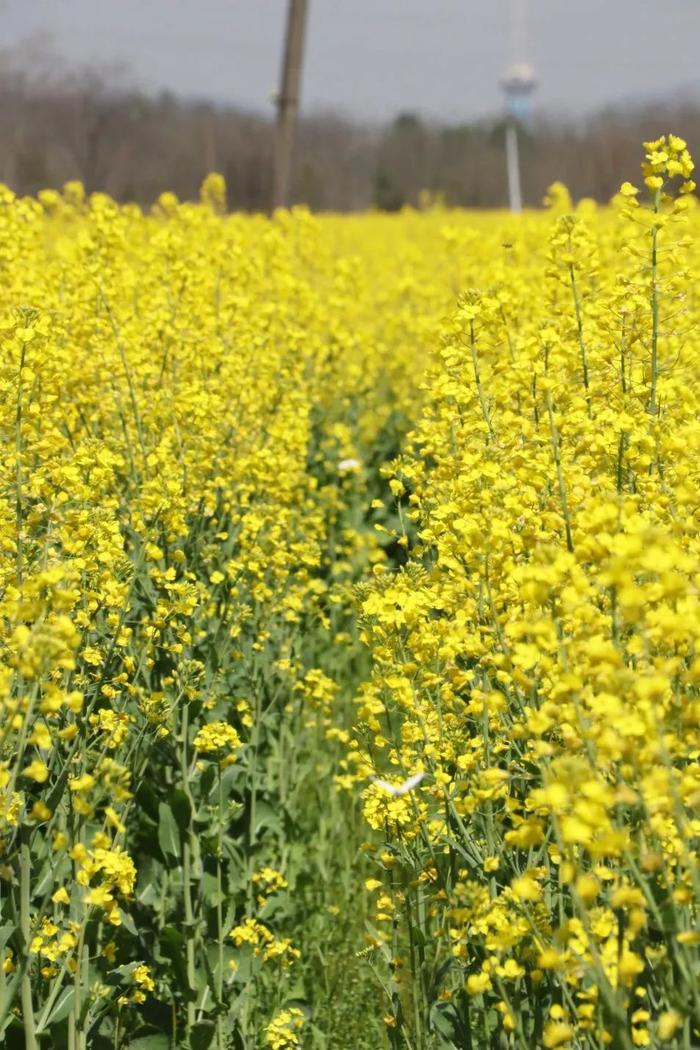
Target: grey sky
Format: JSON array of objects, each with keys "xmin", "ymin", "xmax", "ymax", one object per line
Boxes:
[{"xmin": 3, "ymin": 1, "xmax": 700, "ymax": 122}]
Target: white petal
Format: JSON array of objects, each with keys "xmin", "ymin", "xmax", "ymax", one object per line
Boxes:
[{"xmin": 371, "ymin": 771, "xmax": 425, "ymax": 796}]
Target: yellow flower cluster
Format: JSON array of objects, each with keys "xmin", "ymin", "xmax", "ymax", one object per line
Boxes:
[
  {"xmin": 3, "ymin": 134, "xmax": 699, "ymax": 1048},
  {"xmin": 193, "ymin": 720, "xmax": 242, "ymax": 757},
  {"xmin": 264, "ymin": 1006, "xmax": 305, "ymax": 1049},
  {"xmin": 117, "ymin": 964, "xmax": 156, "ymax": 1006},
  {"xmin": 354, "ymin": 136, "xmax": 700, "ymax": 1048},
  {"xmin": 252, "ymin": 865, "xmax": 288, "ymax": 907},
  {"xmin": 229, "ymin": 917, "xmax": 300, "ymax": 966},
  {"xmin": 1, "ymin": 167, "xmax": 456, "ymax": 1045}
]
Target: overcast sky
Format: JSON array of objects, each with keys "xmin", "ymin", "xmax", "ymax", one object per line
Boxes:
[{"xmin": 3, "ymin": 1, "xmax": 700, "ymax": 122}]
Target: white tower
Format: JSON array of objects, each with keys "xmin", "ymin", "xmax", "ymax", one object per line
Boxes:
[{"xmin": 500, "ymin": 0, "xmax": 537, "ymax": 213}]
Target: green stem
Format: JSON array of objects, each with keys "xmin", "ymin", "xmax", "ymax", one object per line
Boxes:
[
  {"xmin": 546, "ymin": 392, "xmax": 574, "ymax": 552},
  {"xmin": 19, "ymin": 831, "xmax": 38, "ymax": 1050},
  {"xmin": 469, "ymin": 320, "xmax": 495, "ymax": 442},
  {"xmin": 77, "ymin": 931, "xmax": 89, "ymax": 1050},
  {"xmin": 619, "ymin": 314, "xmax": 628, "ymax": 395},
  {"xmin": 216, "ymin": 767, "xmax": 225, "ymax": 1050},
  {"xmin": 180, "ymin": 703, "xmax": 197, "ymax": 1038},
  {"xmin": 616, "ymin": 431, "xmax": 627, "ymax": 494},
  {"xmin": 114, "ymin": 1007, "xmax": 121, "ymax": 1050},
  {"xmin": 568, "ymin": 259, "xmax": 592, "ymax": 418}
]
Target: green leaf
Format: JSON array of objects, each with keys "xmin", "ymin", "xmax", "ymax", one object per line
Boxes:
[
  {"xmin": 127, "ymin": 1035, "xmax": 170, "ymax": 1050},
  {"xmin": 0, "ymin": 922, "xmax": 14, "ymax": 951},
  {"xmin": 119, "ymin": 908, "xmax": 138, "ymax": 936},
  {"xmin": 430, "ymin": 955, "xmax": 457, "ymax": 996},
  {"xmin": 411, "ymin": 925, "xmax": 427, "ymax": 949},
  {"xmin": 159, "ymin": 926, "xmax": 186, "ymax": 957},
  {"xmin": 159, "ymin": 925, "xmax": 195, "ymax": 1000},
  {"xmin": 282, "ymin": 979, "xmax": 308, "ymax": 1010},
  {"xmin": 191, "ymin": 1020, "xmax": 216, "ymax": 1050},
  {"xmin": 258, "ymin": 897, "xmax": 288, "ymax": 923},
  {"xmin": 137, "ymin": 881, "xmax": 159, "ymax": 907},
  {"xmin": 306, "ymin": 1024, "xmax": 329, "ymax": 1049},
  {"xmin": 199, "ymin": 834, "xmax": 219, "ymax": 858},
  {"xmin": 34, "ymin": 861, "xmax": 58, "ymax": 899},
  {"xmin": 201, "ymin": 943, "xmax": 224, "ymax": 1008},
  {"xmin": 252, "ymin": 799, "xmax": 281, "ymax": 836},
  {"xmin": 135, "ymin": 780, "xmax": 161, "ymax": 822},
  {"xmin": 430, "ymin": 1001, "xmax": 459, "ymax": 1042},
  {"xmin": 158, "ymin": 801, "xmax": 181, "ymax": 858},
  {"xmin": 200, "ymin": 765, "xmax": 216, "ymax": 798},
  {"xmin": 44, "ymin": 986, "xmax": 75, "ymax": 1027},
  {"xmin": 220, "ymin": 763, "xmax": 244, "ymax": 796},
  {"xmin": 170, "ymin": 788, "xmax": 192, "ymax": 832}
]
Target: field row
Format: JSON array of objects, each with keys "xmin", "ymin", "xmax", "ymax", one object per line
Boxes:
[{"xmin": 1, "ymin": 139, "xmax": 699, "ymax": 1048}]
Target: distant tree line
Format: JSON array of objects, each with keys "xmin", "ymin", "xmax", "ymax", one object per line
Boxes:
[{"xmin": 1, "ymin": 55, "xmax": 699, "ymax": 210}]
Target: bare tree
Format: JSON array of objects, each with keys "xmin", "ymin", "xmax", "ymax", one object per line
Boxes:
[{"xmin": 0, "ymin": 48, "xmax": 699, "ymax": 211}]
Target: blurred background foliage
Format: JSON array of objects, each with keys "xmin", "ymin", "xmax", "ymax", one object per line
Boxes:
[{"xmin": 1, "ymin": 50, "xmax": 700, "ymax": 211}]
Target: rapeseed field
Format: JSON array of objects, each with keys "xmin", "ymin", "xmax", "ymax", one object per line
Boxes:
[{"xmin": 1, "ymin": 138, "xmax": 699, "ymax": 1049}]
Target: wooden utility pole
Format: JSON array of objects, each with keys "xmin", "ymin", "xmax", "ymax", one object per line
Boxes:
[{"xmin": 273, "ymin": 0, "xmax": 309, "ymax": 209}]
